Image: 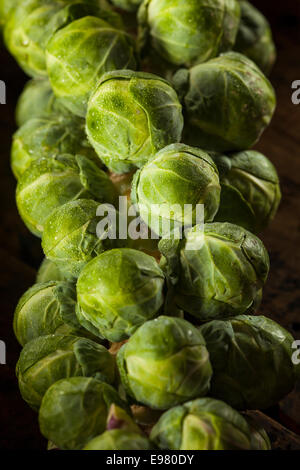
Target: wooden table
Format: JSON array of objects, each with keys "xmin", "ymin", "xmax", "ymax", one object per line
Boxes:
[{"xmin": 0, "ymin": 0, "xmax": 299, "ymax": 450}]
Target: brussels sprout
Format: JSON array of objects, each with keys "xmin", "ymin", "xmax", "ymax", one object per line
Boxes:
[
  {"xmin": 245, "ymin": 415, "xmax": 271, "ymax": 450},
  {"xmin": 39, "ymin": 377, "xmax": 127, "ymax": 450},
  {"xmin": 138, "ymin": 0, "xmax": 241, "ymax": 67},
  {"xmin": 150, "ymin": 397, "xmax": 252, "ymax": 450},
  {"xmin": 13, "ymin": 281, "xmax": 85, "ymax": 346},
  {"xmin": 16, "ymin": 154, "xmax": 117, "ymax": 237},
  {"xmin": 83, "ymin": 430, "xmax": 153, "ymax": 450},
  {"xmin": 4, "ymin": 0, "xmax": 122, "ymax": 77},
  {"xmin": 234, "ymin": 1, "xmax": 276, "ymax": 75},
  {"xmin": 159, "ymin": 222, "xmax": 269, "ymax": 320},
  {"xmin": 173, "ymin": 52, "xmax": 276, "ymax": 152},
  {"xmin": 17, "ymin": 334, "xmax": 115, "ymax": 410},
  {"xmin": 200, "ymin": 315, "xmax": 300, "ymax": 410},
  {"xmin": 36, "ymin": 258, "xmax": 68, "ymax": 283},
  {"xmin": 86, "ymin": 70, "xmax": 184, "ymax": 173},
  {"xmin": 77, "ymin": 248, "xmax": 165, "ymax": 342},
  {"xmin": 15, "ymin": 79, "xmax": 70, "ymax": 127},
  {"xmin": 11, "ymin": 116, "xmax": 99, "ymax": 180},
  {"xmin": 117, "ymin": 316, "xmax": 212, "ymax": 410},
  {"xmin": 0, "ymin": 0, "xmax": 18, "ymax": 27},
  {"xmin": 213, "ymin": 150, "xmax": 281, "ymax": 233},
  {"xmin": 131, "ymin": 144, "xmax": 221, "ymax": 237},
  {"xmin": 46, "ymin": 16, "xmax": 137, "ymax": 117},
  {"xmin": 42, "ymin": 199, "xmax": 119, "ymax": 278}
]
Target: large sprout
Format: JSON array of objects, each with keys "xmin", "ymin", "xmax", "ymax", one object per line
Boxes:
[
  {"xmin": 200, "ymin": 315, "xmax": 300, "ymax": 410},
  {"xmin": 213, "ymin": 150, "xmax": 281, "ymax": 233},
  {"xmin": 15, "ymin": 79, "xmax": 70, "ymax": 127},
  {"xmin": 138, "ymin": 0, "xmax": 241, "ymax": 67},
  {"xmin": 76, "ymin": 248, "xmax": 165, "ymax": 342},
  {"xmin": 39, "ymin": 377, "xmax": 127, "ymax": 450},
  {"xmin": 150, "ymin": 398, "xmax": 252, "ymax": 450},
  {"xmin": 173, "ymin": 52, "xmax": 276, "ymax": 152},
  {"xmin": 46, "ymin": 16, "xmax": 137, "ymax": 117},
  {"xmin": 4, "ymin": 0, "xmax": 122, "ymax": 77},
  {"xmin": 42, "ymin": 199, "xmax": 119, "ymax": 278},
  {"xmin": 86, "ymin": 70, "xmax": 184, "ymax": 173},
  {"xmin": 17, "ymin": 335, "xmax": 115, "ymax": 410},
  {"xmin": 13, "ymin": 281, "xmax": 87, "ymax": 346},
  {"xmin": 131, "ymin": 144, "xmax": 221, "ymax": 237},
  {"xmin": 16, "ymin": 154, "xmax": 117, "ymax": 237},
  {"xmin": 234, "ymin": 1, "xmax": 276, "ymax": 75},
  {"xmin": 11, "ymin": 116, "xmax": 99, "ymax": 180},
  {"xmin": 83, "ymin": 430, "xmax": 153, "ymax": 450},
  {"xmin": 117, "ymin": 316, "xmax": 212, "ymax": 410},
  {"xmin": 159, "ymin": 222, "xmax": 270, "ymax": 320}
]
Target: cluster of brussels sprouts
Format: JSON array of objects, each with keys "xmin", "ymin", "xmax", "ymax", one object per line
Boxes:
[{"xmin": 3, "ymin": 0, "xmax": 299, "ymax": 451}]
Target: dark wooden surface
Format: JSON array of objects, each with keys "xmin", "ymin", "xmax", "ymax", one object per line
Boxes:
[{"xmin": 0, "ymin": 1, "xmax": 299, "ymax": 449}]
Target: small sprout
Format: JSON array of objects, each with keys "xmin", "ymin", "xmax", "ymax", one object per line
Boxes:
[
  {"xmin": 173, "ymin": 52, "xmax": 276, "ymax": 152},
  {"xmin": 117, "ymin": 316, "xmax": 212, "ymax": 410},
  {"xmin": 46, "ymin": 15, "xmax": 137, "ymax": 117},
  {"xmin": 76, "ymin": 248, "xmax": 165, "ymax": 341},
  {"xmin": 131, "ymin": 143, "xmax": 221, "ymax": 236},
  {"xmin": 200, "ymin": 315, "xmax": 300, "ymax": 410},
  {"xmin": 86, "ymin": 70, "xmax": 184, "ymax": 173},
  {"xmin": 39, "ymin": 377, "xmax": 127, "ymax": 450},
  {"xmin": 17, "ymin": 334, "xmax": 116, "ymax": 410},
  {"xmin": 138, "ymin": 0, "xmax": 241, "ymax": 67},
  {"xmin": 150, "ymin": 397, "xmax": 252, "ymax": 450},
  {"xmin": 159, "ymin": 222, "xmax": 270, "ymax": 320}
]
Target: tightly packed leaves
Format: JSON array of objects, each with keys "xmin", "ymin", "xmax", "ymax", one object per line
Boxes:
[
  {"xmin": 159, "ymin": 222, "xmax": 270, "ymax": 320},
  {"xmin": 117, "ymin": 316, "xmax": 213, "ymax": 410},
  {"xmin": 131, "ymin": 143, "xmax": 221, "ymax": 236},
  {"xmin": 86, "ymin": 70, "xmax": 184, "ymax": 172}
]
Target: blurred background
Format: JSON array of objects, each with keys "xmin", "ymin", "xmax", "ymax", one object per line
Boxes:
[{"xmin": 0, "ymin": 0, "xmax": 299, "ymax": 449}]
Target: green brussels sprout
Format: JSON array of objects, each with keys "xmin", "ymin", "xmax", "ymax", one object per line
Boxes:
[
  {"xmin": 42, "ymin": 199, "xmax": 119, "ymax": 278},
  {"xmin": 110, "ymin": 0, "xmax": 142, "ymax": 11},
  {"xmin": 234, "ymin": 1, "xmax": 276, "ymax": 75},
  {"xmin": 15, "ymin": 79, "xmax": 70, "ymax": 127},
  {"xmin": 150, "ymin": 397, "xmax": 252, "ymax": 450},
  {"xmin": 16, "ymin": 154, "xmax": 117, "ymax": 237},
  {"xmin": 173, "ymin": 52, "xmax": 276, "ymax": 152},
  {"xmin": 138, "ymin": 0, "xmax": 241, "ymax": 67},
  {"xmin": 245, "ymin": 415, "xmax": 271, "ymax": 450},
  {"xmin": 83, "ymin": 430, "xmax": 153, "ymax": 450},
  {"xmin": 77, "ymin": 248, "xmax": 165, "ymax": 342},
  {"xmin": 46, "ymin": 16, "xmax": 137, "ymax": 117},
  {"xmin": 4, "ymin": 0, "xmax": 122, "ymax": 77},
  {"xmin": 36, "ymin": 258, "xmax": 68, "ymax": 283},
  {"xmin": 159, "ymin": 222, "xmax": 269, "ymax": 320},
  {"xmin": 131, "ymin": 144, "xmax": 221, "ymax": 237},
  {"xmin": 17, "ymin": 334, "xmax": 115, "ymax": 410},
  {"xmin": 117, "ymin": 316, "xmax": 212, "ymax": 410},
  {"xmin": 0, "ymin": 0, "xmax": 18, "ymax": 27},
  {"xmin": 13, "ymin": 281, "xmax": 86, "ymax": 346},
  {"xmin": 11, "ymin": 116, "xmax": 99, "ymax": 180},
  {"xmin": 199, "ymin": 315, "xmax": 300, "ymax": 410},
  {"xmin": 39, "ymin": 377, "xmax": 127, "ymax": 450},
  {"xmin": 213, "ymin": 150, "xmax": 281, "ymax": 233},
  {"xmin": 86, "ymin": 70, "xmax": 184, "ymax": 173}
]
